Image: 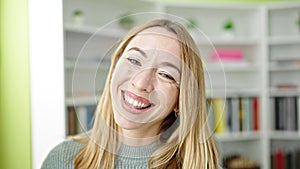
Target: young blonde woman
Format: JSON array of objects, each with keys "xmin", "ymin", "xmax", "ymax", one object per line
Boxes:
[{"xmin": 42, "ymin": 19, "xmax": 219, "ymax": 169}]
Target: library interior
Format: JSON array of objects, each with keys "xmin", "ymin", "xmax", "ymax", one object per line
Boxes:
[{"xmin": 1, "ymin": 0, "xmax": 300, "ymax": 169}]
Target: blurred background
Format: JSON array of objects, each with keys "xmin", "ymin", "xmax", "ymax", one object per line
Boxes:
[{"xmin": 1, "ymin": 0, "xmax": 300, "ymax": 169}]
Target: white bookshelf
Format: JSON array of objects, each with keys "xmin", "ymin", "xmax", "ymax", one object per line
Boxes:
[
  {"xmin": 62, "ymin": 1, "xmax": 300, "ymax": 169},
  {"xmin": 266, "ymin": 3, "xmax": 300, "ymax": 169}
]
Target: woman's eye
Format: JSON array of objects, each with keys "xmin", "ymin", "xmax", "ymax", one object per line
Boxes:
[
  {"xmin": 127, "ymin": 58, "xmax": 141, "ymax": 66},
  {"xmin": 158, "ymin": 72, "xmax": 175, "ymax": 81}
]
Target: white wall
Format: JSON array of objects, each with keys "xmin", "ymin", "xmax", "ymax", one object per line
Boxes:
[{"xmin": 29, "ymin": 0, "xmax": 65, "ymax": 168}]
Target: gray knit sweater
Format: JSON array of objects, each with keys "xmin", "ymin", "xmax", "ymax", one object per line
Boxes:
[{"xmin": 41, "ymin": 139, "xmax": 158, "ymax": 169}]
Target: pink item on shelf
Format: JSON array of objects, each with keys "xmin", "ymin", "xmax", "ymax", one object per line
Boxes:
[{"xmin": 211, "ymin": 48, "xmax": 244, "ymax": 62}]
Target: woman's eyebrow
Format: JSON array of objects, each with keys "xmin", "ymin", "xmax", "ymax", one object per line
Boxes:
[
  {"xmin": 127, "ymin": 47, "xmax": 147, "ymax": 58},
  {"xmin": 127, "ymin": 47, "xmax": 180, "ymax": 73},
  {"xmin": 161, "ymin": 62, "xmax": 181, "ymax": 74}
]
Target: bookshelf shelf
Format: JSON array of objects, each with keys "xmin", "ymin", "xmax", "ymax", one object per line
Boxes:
[
  {"xmin": 65, "ymin": 96, "xmax": 100, "ymax": 106},
  {"xmin": 206, "ymin": 88, "xmax": 261, "ymax": 98},
  {"xmin": 64, "ymin": 23, "xmax": 126, "ymax": 38},
  {"xmin": 65, "ymin": 59, "xmax": 110, "ymax": 70},
  {"xmin": 216, "ymin": 132, "xmax": 261, "ymax": 142},
  {"xmin": 269, "ymin": 131, "xmax": 300, "ymax": 140},
  {"xmin": 268, "ymin": 36, "xmax": 300, "ymax": 45},
  {"xmin": 196, "ymin": 38, "xmax": 259, "ymax": 46},
  {"xmin": 269, "ymin": 65, "xmax": 300, "ymax": 72},
  {"xmin": 64, "ymin": 23, "xmax": 100, "ymax": 34},
  {"xmin": 206, "ymin": 62, "xmax": 260, "ymax": 72},
  {"xmin": 270, "ymin": 56, "xmax": 300, "ymax": 61},
  {"xmin": 269, "ymin": 88, "xmax": 300, "ymax": 97}
]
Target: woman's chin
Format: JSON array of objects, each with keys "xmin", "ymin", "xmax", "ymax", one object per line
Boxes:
[{"xmin": 113, "ymin": 111, "xmax": 143, "ymax": 130}]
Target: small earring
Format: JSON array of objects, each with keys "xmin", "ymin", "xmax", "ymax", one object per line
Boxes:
[{"xmin": 174, "ymin": 108, "xmax": 179, "ymax": 117}]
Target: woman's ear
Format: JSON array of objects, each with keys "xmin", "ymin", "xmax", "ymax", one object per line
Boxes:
[
  {"xmin": 173, "ymin": 101, "xmax": 179, "ymax": 112},
  {"xmin": 173, "ymin": 102, "xmax": 179, "ymax": 117},
  {"xmin": 173, "ymin": 107, "xmax": 179, "ymax": 113}
]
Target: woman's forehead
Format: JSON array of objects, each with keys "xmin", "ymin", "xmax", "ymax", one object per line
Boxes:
[
  {"xmin": 138, "ymin": 26, "xmax": 178, "ymax": 40},
  {"xmin": 125, "ymin": 27, "xmax": 181, "ymax": 58}
]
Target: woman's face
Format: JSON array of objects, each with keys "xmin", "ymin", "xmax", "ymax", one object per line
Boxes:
[{"xmin": 110, "ymin": 27, "xmax": 181, "ymax": 136}]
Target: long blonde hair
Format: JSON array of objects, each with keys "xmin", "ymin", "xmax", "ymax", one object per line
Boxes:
[{"xmin": 74, "ymin": 19, "xmax": 219, "ymax": 169}]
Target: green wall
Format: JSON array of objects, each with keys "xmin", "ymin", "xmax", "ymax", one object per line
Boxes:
[{"xmin": 0, "ymin": 0, "xmax": 32, "ymax": 168}]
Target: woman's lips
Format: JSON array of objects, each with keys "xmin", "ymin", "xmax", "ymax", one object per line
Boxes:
[{"xmin": 121, "ymin": 90, "xmax": 154, "ymax": 114}]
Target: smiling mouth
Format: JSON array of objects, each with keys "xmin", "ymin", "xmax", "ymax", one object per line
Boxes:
[{"xmin": 122, "ymin": 91, "xmax": 152, "ymax": 110}]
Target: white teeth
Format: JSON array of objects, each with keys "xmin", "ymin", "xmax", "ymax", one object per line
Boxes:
[
  {"xmin": 133, "ymin": 100, "xmax": 138, "ymax": 106},
  {"xmin": 129, "ymin": 98, "xmax": 134, "ymax": 104},
  {"xmin": 124, "ymin": 93, "xmax": 150, "ymax": 108}
]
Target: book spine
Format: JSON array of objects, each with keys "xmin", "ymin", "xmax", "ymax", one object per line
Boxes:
[
  {"xmin": 226, "ymin": 98, "xmax": 233, "ymax": 132},
  {"xmin": 280, "ymin": 98, "xmax": 286, "ymax": 130},
  {"xmin": 239, "ymin": 97, "xmax": 244, "ymax": 132},
  {"xmin": 275, "ymin": 97, "xmax": 280, "ymax": 130},
  {"xmin": 212, "ymin": 98, "xmax": 226, "ymax": 134},
  {"xmin": 76, "ymin": 106, "xmax": 87, "ymax": 133},
  {"xmin": 231, "ymin": 97, "xmax": 240, "ymax": 133},
  {"xmin": 247, "ymin": 97, "xmax": 253, "ymax": 131},
  {"xmin": 271, "ymin": 148, "xmax": 300, "ymax": 169},
  {"xmin": 274, "ymin": 96, "xmax": 299, "ymax": 131},
  {"xmin": 206, "ymin": 99, "xmax": 215, "ymax": 132},
  {"xmin": 253, "ymin": 97, "xmax": 259, "ymax": 131},
  {"xmin": 86, "ymin": 105, "xmax": 96, "ymax": 130},
  {"xmin": 67, "ymin": 106, "xmax": 76, "ymax": 136},
  {"xmin": 294, "ymin": 96, "xmax": 298, "ymax": 131},
  {"xmin": 276, "ymin": 149, "xmax": 284, "ymax": 169}
]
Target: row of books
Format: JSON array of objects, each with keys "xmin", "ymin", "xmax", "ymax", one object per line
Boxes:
[
  {"xmin": 271, "ymin": 97, "xmax": 298, "ymax": 131},
  {"xmin": 67, "ymin": 105, "xmax": 96, "ymax": 135},
  {"xmin": 270, "ymin": 149, "xmax": 300, "ymax": 169},
  {"xmin": 207, "ymin": 97, "xmax": 259, "ymax": 134}
]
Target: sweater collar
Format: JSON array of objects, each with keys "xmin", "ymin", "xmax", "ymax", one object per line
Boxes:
[{"xmin": 117, "ymin": 141, "xmax": 159, "ymax": 158}]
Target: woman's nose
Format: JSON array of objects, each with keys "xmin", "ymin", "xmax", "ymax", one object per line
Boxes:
[{"xmin": 130, "ymin": 69, "xmax": 155, "ymax": 92}]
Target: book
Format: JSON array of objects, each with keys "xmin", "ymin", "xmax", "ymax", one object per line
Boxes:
[
  {"xmin": 231, "ymin": 97, "xmax": 240, "ymax": 133},
  {"xmin": 76, "ymin": 106, "xmax": 87, "ymax": 133},
  {"xmin": 296, "ymin": 150, "xmax": 300, "ymax": 169},
  {"xmin": 67, "ymin": 105, "xmax": 96, "ymax": 135},
  {"xmin": 245, "ymin": 97, "xmax": 253, "ymax": 131},
  {"xmin": 67, "ymin": 106, "xmax": 77, "ymax": 135},
  {"xmin": 274, "ymin": 97, "xmax": 298, "ymax": 131},
  {"xmin": 253, "ymin": 97, "xmax": 259, "ymax": 131},
  {"xmin": 285, "ymin": 151, "xmax": 293, "ymax": 169},
  {"xmin": 226, "ymin": 97, "xmax": 233, "ymax": 132},
  {"xmin": 212, "ymin": 98, "xmax": 226, "ymax": 134},
  {"xmin": 206, "ymin": 99, "xmax": 215, "ymax": 132},
  {"xmin": 275, "ymin": 97, "xmax": 284, "ymax": 130},
  {"xmin": 210, "ymin": 96, "xmax": 260, "ymax": 134},
  {"xmin": 276, "ymin": 149, "xmax": 284, "ymax": 169},
  {"xmin": 239, "ymin": 97, "xmax": 244, "ymax": 132},
  {"xmin": 270, "ymin": 148, "xmax": 300, "ymax": 169},
  {"xmin": 286, "ymin": 97, "xmax": 294, "ymax": 131},
  {"xmin": 86, "ymin": 105, "xmax": 96, "ymax": 130},
  {"xmin": 210, "ymin": 48, "xmax": 244, "ymax": 62}
]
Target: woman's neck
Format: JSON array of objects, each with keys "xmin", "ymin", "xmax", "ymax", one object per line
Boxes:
[{"xmin": 119, "ymin": 129, "xmax": 160, "ymax": 146}]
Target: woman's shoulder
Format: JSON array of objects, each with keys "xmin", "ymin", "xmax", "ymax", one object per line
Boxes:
[
  {"xmin": 48, "ymin": 138, "xmax": 86, "ymax": 156},
  {"xmin": 41, "ymin": 139, "xmax": 86, "ymax": 169}
]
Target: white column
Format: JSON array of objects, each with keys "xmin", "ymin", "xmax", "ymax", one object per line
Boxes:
[{"xmin": 28, "ymin": 0, "xmax": 65, "ymax": 168}]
